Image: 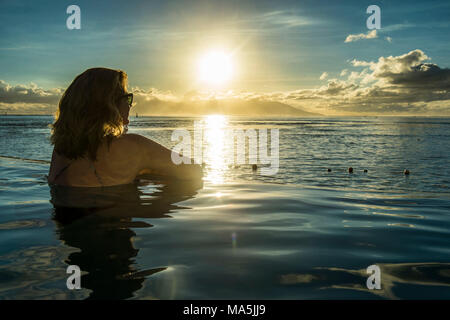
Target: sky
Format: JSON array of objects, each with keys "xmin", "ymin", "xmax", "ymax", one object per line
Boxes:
[{"xmin": 0, "ymin": 0, "xmax": 449, "ymax": 116}]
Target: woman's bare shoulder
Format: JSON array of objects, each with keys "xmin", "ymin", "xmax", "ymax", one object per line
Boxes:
[
  {"xmin": 107, "ymin": 133, "xmax": 159, "ymax": 158},
  {"xmin": 114, "ymin": 133, "xmax": 150, "ymax": 145},
  {"xmin": 109, "ymin": 133, "xmax": 145, "ymax": 149},
  {"xmin": 115, "ymin": 133, "xmax": 164, "ymax": 151}
]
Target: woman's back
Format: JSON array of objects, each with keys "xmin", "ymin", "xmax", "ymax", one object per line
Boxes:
[
  {"xmin": 48, "ymin": 134, "xmax": 141, "ymax": 187},
  {"xmin": 48, "ymin": 133, "xmax": 203, "ymax": 187}
]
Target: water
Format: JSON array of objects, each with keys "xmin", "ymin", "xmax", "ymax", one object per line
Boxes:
[{"xmin": 0, "ymin": 115, "xmax": 449, "ymax": 299}]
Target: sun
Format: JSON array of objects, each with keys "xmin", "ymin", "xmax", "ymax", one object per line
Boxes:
[{"xmin": 197, "ymin": 50, "xmax": 233, "ymax": 86}]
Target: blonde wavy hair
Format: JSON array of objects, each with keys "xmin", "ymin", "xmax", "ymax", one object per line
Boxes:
[{"xmin": 51, "ymin": 67, "xmax": 128, "ymax": 161}]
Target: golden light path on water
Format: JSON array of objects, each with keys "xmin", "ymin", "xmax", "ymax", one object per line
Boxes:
[
  {"xmin": 201, "ymin": 114, "xmax": 234, "ymax": 185},
  {"xmin": 201, "ymin": 115, "xmax": 238, "ymax": 250}
]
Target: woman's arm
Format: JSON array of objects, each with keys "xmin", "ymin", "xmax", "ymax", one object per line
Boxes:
[{"xmin": 128, "ymin": 133, "xmax": 203, "ymax": 180}]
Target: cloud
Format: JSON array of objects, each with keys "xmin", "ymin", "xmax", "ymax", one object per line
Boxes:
[
  {"xmin": 246, "ymin": 10, "xmax": 317, "ymax": 29},
  {"xmin": 1, "ymin": 50, "xmax": 449, "ymax": 116},
  {"xmin": 0, "ymin": 81, "xmax": 63, "ymax": 114},
  {"xmin": 345, "ymin": 30, "xmax": 377, "ymax": 43},
  {"xmin": 258, "ymin": 10, "xmax": 315, "ymax": 28},
  {"xmin": 286, "ymin": 49, "xmax": 450, "ymax": 114},
  {"xmin": 349, "ymin": 49, "xmax": 450, "ymax": 89},
  {"xmin": 0, "ymin": 102, "xmax": 57, "ymax": 115},
  {"xmin": 0, "ymin": 79, "xmax": 318, "ymax": 116},
  {"xmin": 382, "ymin": 23, "xmax": 415, "ymax": 32},
  {"xmin": 0, "ymin": 80, "xmax": 62, "ymax": 105},
  {"xmin": 319, "ymin": 72, "xmax": 328, "ymax": 80},
  {"xmin": 130, "ymin": 88, "xmax": 316, "ymax": 116}
]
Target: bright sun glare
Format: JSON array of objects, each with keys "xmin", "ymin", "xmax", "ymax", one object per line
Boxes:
[{"xmin": 197, "ymin": 50, "xmax": 233, "ymax": 86}]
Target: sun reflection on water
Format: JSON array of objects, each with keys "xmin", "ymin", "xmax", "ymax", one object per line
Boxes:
[{"xmin": 202, "ymin": 115, "xmax": 230, "ymax": 184}]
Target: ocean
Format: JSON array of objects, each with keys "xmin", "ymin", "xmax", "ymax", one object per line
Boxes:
[{"xmin": 0, "ymin": 115, "xmax": 449, "ymax": 299}]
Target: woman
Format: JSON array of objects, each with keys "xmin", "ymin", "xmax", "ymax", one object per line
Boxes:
[{"xmin": 48, "ymin": 67, "xmax": 202, "ymax": 187}]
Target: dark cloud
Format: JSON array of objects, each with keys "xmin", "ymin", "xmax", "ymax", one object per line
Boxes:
[
  {"xmin": 385, "ymin": 63, "xmax": 450, "ymax": 89},
  {"xmin": 286, "ymin": 49, "xmax": 450, "ymax": 114}
]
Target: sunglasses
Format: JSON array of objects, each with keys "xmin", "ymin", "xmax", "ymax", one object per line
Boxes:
[{"xmin": 120, "ymin": 93, "xmax": 133, "ymax": 108}]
